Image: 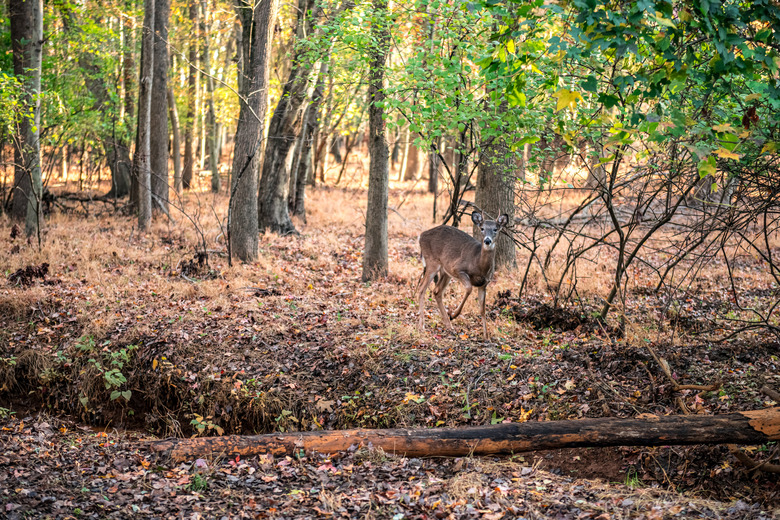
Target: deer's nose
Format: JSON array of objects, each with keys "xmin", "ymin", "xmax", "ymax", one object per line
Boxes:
[{"xmin": 484, "ymin": 237, "xmax": 493, "ymax": 246}]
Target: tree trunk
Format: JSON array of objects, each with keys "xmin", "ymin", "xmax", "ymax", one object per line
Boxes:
[
  {"xmin": 168, "ymin": 87, "xmax": 182, "ymax": 194},
  {"xmin": 134, "ymin": 0, "xmax": 155, "ymax": 230},
  {"xmin": 229, "ymin": 0, "xmax": 278, "ymax": 262},
  {"xmin": 10, "ymin": 0, "xmax": 44, "ymax": 238},
  {"xmin": 398, "ymin": 125, "xmax": 410, "ymax": 181},
  {"xmin": 475, "ymin": 108, "xmax": 516, "ymax": 269},
  {"xmin": 182, "ymin": 0, "xmax": 198, "ymax": 190},
  {"xmin": 150, "ymin": 0, "xmax": 170, "ymax": 214},
  {"xmin": 362, "ymin": 0, "xmax": 390, "ymax": 282},
  {"xmin": 122, "ymin": 1, "xmax": 135, "ymax": 121},
  {"xmin": 405, "ymin": 141, "xmax": 419, "ymax": 181},
  {"xmin": 60, "ymin": 8, "xmax": 132, "ymax": 200},
  {"xmin": 257, "ymin": 0, "xmax": 321, "ymax": 235},
  {"xmin": 201, "ymin": 0, "xmax": 219, "ymax": 193},
  {"xmin": 150, "ymin": 408, "xmax": 780, "ymax": 462}
]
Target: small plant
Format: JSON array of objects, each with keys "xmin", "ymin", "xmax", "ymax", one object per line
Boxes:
[
  {"xmin": 624, "ymin": 466, "xmax": 643, "ymax": 488},
  {"xmin": 190, "ymin": 414, "xmax": 224, "ymax": 436},
  {"xmin": 0, "ymin": 407, "xmax": 15, "ymax": 419},
  {"xmin": 274, "ymin": 409, "xmax": 298, "ymax": 432},
  {"xmin": 76, "ymin": 335, "xmax": 96, "ymax": 353},
  {"xmin": 187, "ymin": 474, "xmax": 209, "ymax": 492}
]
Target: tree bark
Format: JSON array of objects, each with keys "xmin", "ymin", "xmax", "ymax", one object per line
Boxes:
[
  {"xmin": 257, "ymin": 0, "xmax": 321, "ymax": 235},
  {"xmin": 168, "ymin": 87, "xmax": 182, "ymax": 194},
  {"xmin": 182, "ymin": 0, "xmax": 198, "ymax": 190},
  {"xmin": 288, "ymin": 61, "xmax": 331, "ymax": 217},
  {"xmin": 150, "ymin": 408, "xmax": 780, "ymax": 462},
  {"xmin": 9, "ymin": 0, "xmax": 44, "ymax": 238},
  {"xmin": 134, "ymin": 0, "xmax": 155, "ymax": 230},
  {"xmin": 122, "ymin": 0, "xmax": 135, "ymax": 121},
  {"xmin": 361, "ymin": 0, "xmax": 391, "ymax": 282},
  {"xmin": 228, "ymin": 0, "xmax": 278, "ymax": 262},
  {"xmin": 150, "ymin": 0, "xmax": 170, "ymax": 214},
  {"xmin": 405, "ymin": 141, "xmax": 419, "ymax": 181},
  {"xmin": 201, "ymin": 0, "xmax": 219, "ymax": 193},
  {"xmin": 475, "ymin": 107, "xmax": 516, "ymax": 269}
]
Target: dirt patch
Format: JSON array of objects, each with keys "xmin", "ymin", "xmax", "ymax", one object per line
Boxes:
[{"xmin": 495, "ymin": 292, "xmax": 593, "ymax": 332}]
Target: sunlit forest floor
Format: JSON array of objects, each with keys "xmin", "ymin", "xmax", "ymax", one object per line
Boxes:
[{"xmin": 0, "ymin": 173, "xmax": 778, "ymax": 517}]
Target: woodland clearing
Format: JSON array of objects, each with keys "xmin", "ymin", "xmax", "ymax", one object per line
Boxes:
[{"xmin": 0, "ymin": 181, "xmax": 778, "ymax": 518}]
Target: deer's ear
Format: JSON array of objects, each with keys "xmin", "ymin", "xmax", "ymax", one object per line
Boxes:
[
  {"xmin": 471, "ymin": 212, "xmax": 484, "ymax": 225},
  {"xmin": 497, "ymin": 214, "xmax": 509, "ymax": 227}
]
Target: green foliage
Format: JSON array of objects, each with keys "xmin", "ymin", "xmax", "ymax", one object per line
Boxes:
[{"xmin": 481, "ymin": 0, "xmax": 780, "ymax": 186}]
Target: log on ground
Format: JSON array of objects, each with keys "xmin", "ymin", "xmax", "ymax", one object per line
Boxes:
[{"xmin": 149, "ymin": 408, "xmax": 780, "ymax": 462}]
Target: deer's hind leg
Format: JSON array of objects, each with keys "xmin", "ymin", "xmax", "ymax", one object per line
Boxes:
[
  {"xmin": 432, "ymin": 273, "xmax": 454, "ymax": 331},
  {"xmin": 448, "ymin": 273, "xmax": 473, "ymax": 321},
  {"xmin": 417, "ymin": 263, "xmax": 440, "ymax": 331}
]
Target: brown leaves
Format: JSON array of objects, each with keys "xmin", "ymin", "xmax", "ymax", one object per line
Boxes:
[{"xmin": 8, "ymin": 263, "xmax": 49, "ymax": 286}]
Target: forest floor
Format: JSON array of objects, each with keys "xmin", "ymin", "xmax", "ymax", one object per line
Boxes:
[{"xmin": 0, "ymin": 183, "xmax": 779, "ymax": 518}]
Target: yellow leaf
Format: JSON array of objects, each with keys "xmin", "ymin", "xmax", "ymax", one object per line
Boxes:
[
  {"xmin": 714, "ymin": 148, "xmax": 740, "ymax": 160},
  {"xmin": 506, "ymin": 39, "xmax": 515, "ymax": 54},
  {"xmin": 739, "ymin": 131, "xmax": 751, "ymax": 138},
  {"xmin": 152, "ymin": 358, "xmax": 158, "ymax": 370},
  {"xmin": 745, "ymin": 93, "xmax": 761, "ymax": 102},
  {"xmin": 712, "ymin": 123, "xmax": 735, "ymax": 133},
  {"xmin": 553, "ymin": 88, "xmax": 583, "ymax": 112},
  {"xmin": 761, "ymin": 142, "xmax": 778, "ymax": 155},
  {"xmin": 652, "ymin": 13, "xmax": 676, "ymax": 29}
]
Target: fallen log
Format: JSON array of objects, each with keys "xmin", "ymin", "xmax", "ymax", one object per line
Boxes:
[{"xmin": 149, "ymin": 407, "xmax": 780, "ymax": 462}]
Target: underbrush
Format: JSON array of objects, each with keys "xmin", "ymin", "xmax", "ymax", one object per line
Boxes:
[{"xmin": 1, "ymin": 185, "xmax": 779, "ymax": 504}]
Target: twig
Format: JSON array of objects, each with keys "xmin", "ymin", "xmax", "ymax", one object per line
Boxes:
[{"xmin": 760, "ymin": 385, "xmax": 780, "ymax": 403}]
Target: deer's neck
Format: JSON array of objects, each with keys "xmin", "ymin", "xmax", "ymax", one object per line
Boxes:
[{"xmin": 477, "ymin": 244, "xmax": 496, "ymax": 276}]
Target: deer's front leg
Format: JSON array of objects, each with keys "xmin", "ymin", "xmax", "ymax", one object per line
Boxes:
[
  {"xmin": 448, "ymin": 274, "xmax": 472, "ymax": 320},
  {"xmin": 478, "ymin": 286, "xmax": 488, "ymax": 340}
]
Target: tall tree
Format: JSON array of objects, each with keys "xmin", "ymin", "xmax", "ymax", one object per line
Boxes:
[
  {"xmin": 475, "ymin": 108, "xmax": 516, "ymax": 269},
  {"xmin": 60, "ymin": 7, "xmax": 133, "ymax": 199},
  {"xmin": 168, "ymin": 86, "xmax": 182, "ymax": 193},
  {"xmin": 9, "ymin": 0, "xmax": 44, "ymax": 238},
  {"xmin": 150, "ymin": 0, "xmax": 170, "ymax": 213},
  {"xmin": 134, "ymin": 0, "xmax": 155, "ymax": 230},
  {"xmin": 122, "ymin": 0, "xmax": 136, "ymax": 121},
  {"xmin": 201, "ymin": 0, "xmax": 219, "ymax": 193},
  {"xmin": 289, "ymin": 61, "xmax": 329, "ymax": 219},
  {"xmin": 257, "ymin": 0, "xmax": 321, "ymax": 234},
  {"xmin": 182, "ymin": 0, "xmax": 198, "ymax": 190},
  {"xmin": 228, "ymin": 0, "xmax": 278, "ymax": 262},
  {"xmin": 361, "ymin": 0, "xmax": 390, "ymax": 281}
]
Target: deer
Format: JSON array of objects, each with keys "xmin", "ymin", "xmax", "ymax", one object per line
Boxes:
[{"xmin": 416, "ymin": 211, "xmax": 509, "ymax": 340}]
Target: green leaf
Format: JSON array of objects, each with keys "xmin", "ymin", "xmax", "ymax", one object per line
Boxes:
[
  {"xmin": 581, "ymin": 75, "xmax": 598, "ymax": 92},
  {"xmin": 697, "ymin": 156, "xmax": 716, "ymax": 178}
]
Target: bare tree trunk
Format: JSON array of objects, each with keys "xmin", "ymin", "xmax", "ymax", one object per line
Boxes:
[
  {"xmin": 122, "ymin": 1, "xmax": 135, "ymax": 120},
  {"xmin": 182, "ymin": 0, "xmax": 198, "ymax": 190},
  {"xmin": 201, "ymin": 0, "xmax": 219, "ymax": 193},
  {"xmin": 134, "ymin": 0, "xmax": 155, "ymax": 230},
  {"xmin": 9, "ymin": 0, "xmax": 44, "ymax": 238},
  {"xmin": 475, "ymin": 107, "xmax": 516, "ymax": 269},
  {"xmin": 229, "ymin": 0, "xmax": 278, "ymax": 262},
  {"xmin": 258, "ymin": 0, "xmax": 322, "ymax": 234},
  {"xmin": 168, "ymin": 87, "xmax": 182, "ymax": 193},
  {"xmin": 398, "ymin": 125, "xmax": 410, "ymax": 181},
  {"xmin": 150, "ymin": 0, "xmax": 170, "ymax": 214},
  {"xmin": 362, "ymin": 0, "xmax": 390, "ymax": 282},
  {"xmin": 405, "ymin": 142, "xmax": 419, "ymax": 181}
]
